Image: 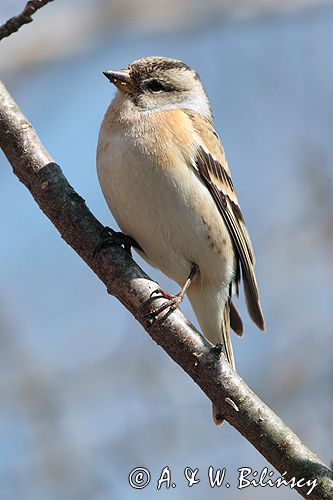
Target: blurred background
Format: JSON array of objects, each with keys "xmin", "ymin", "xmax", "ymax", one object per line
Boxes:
[{"xmin": 0, "ymin": 1, "xmax": 332, "ymax": 499}]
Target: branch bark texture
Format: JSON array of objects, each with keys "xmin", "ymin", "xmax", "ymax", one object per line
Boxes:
[
  {"xmin": 0, "ymin": 82, "xmax": 332, "ymax": 499},
  {"xmin": 0, "ymin": 0, "xmax": 54, "ymax": 42}
]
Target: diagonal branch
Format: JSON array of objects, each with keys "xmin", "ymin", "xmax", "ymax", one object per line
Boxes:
[
  {"xmin": 0, "ymin": 81, "xmax": 332, "ymax": 499},
  {"xmin": 0, "ymin": 0, "xmax": 54, "ymax": 42}
]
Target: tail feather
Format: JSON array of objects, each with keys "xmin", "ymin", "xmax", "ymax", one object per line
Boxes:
[
  {"xmin": 230, "ymin": 300, "xmax": 243, "ymax": 336},
  {"xmin": 243, "ymin": 271, "xmax": 266, "ymax": 331},
  {"xmin": 213, "ymin": 300, "xmax": 234, "ymax": 426},
  {"xmin": 221, "ymin": 300, "xmax": 235, "ymax": 369},
  {"xmin": 186, "ymin": 286, "xmax": 235, "ymax": 426}
]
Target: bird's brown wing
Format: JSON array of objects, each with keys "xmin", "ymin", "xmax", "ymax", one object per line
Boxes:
[{"xmin": 188, "ymin": 113, "xmax": 265, "ymax": 331}]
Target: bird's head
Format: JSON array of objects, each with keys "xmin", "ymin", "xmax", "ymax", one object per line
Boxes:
[{"xmin": 103, "ymin": 56, "xmax": 211, "ymax": 118}]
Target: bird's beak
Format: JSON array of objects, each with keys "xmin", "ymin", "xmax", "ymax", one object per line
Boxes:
[{"xmin": 103, "ymin": 70, "xmax": 136, "ymax": 94}]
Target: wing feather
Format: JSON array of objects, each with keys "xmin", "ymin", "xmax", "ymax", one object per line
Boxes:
[{"xmin": 195, "ymin": 145, "xmax": 265, "ymax": 331}]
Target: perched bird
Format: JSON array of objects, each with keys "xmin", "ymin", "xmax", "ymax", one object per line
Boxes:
[{"xmin": 97, "ymin": 56, "xmax": 265, "ymax": 424}]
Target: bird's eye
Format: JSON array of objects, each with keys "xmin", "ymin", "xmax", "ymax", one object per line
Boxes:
[{"xmin": 146, "ymin": 80, "xmax": 166, "ymax": 92}]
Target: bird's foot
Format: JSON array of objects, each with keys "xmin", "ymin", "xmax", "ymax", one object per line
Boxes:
[
  {"xmin": 150, "ymin": 287, "xmax": 176, "ymax": 301},
  {"xmin": 210, "ymin": 343, "xmax": 224, "ymax": 357},
  {"xmin": 144, "ymin": 288, "xmax": 184, "ymax": 323},
  {"xmin": 144, "ymin": 264, "xmax": 198, "ymax": 324},
  {"xmin": 93, "ymin": 226, "xmax": 139, "ymax": 257}
]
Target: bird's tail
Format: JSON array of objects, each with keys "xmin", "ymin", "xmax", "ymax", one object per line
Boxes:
[
  {"xmin": 186, "ymin": 286, "xmax": 236, "ymax": 426},
  {"xmin": 212, "ymin": 299, "xmax": 235, "ymax": 425}
]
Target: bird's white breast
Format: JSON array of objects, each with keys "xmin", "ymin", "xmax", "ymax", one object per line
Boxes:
[{"xmin": 96, "ymin": 105, "xmax": 235, "ymax": 288}]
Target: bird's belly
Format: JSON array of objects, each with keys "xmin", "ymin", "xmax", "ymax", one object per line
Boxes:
[{"xmin": 97, "ymin": 134, "xmax": 235, "ymax": 286}]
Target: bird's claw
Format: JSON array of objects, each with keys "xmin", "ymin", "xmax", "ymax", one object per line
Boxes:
[
  {"xmin": 210, "ymin": 343, "xmax": 224, "ymax": 357},
  {"xmin": 144, "ymin": 295, "xmax": 182, "ymax": 324},
  {"xmin": 93, "ymin": 227, "xmax": 114, "ymax": 258},
  {"xmin": 144, "ymin": 265, "xmax": 197, "ymax": 326},
  {"xmin": 93, "ymin": 226, "xmax": 136, "ymax": 258},
  {"xmin": 150, "ymin": 287, "xmax": 174, "ymax": 300}
]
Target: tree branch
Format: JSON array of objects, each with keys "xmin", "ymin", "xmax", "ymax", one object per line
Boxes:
[
  {"xmin": 0, "ymin": 81, "xmax": 332, "ymax": 499},
  {"xmin": 0, "ymin": 0, "xmax": 54, "ymax": 42}
]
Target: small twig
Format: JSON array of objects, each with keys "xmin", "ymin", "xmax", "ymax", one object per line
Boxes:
[{"xmin": 0, "ymin": 0, "xmax": 54, "ymax": 42}]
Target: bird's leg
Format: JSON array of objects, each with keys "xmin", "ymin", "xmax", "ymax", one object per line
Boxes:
[
  {"xmin": 93, "ymin": 226, "xmax": 142, "ymax": 258},
  {"xmin": 145, "ymin": 263, "xmax": 198, "ymax": 321}
]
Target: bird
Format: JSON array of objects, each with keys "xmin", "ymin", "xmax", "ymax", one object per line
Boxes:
[{"xmin": 97, "ymin": 56, "xmax": 265, "ymax": 424}]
